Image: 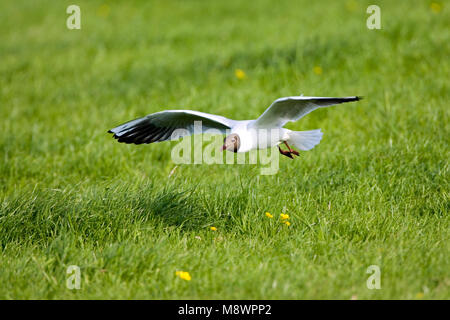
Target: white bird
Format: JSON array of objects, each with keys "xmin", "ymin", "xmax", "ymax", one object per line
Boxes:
[{"xmin": 108, "ymin": 95, "xmax": 361, "ymax": 158}]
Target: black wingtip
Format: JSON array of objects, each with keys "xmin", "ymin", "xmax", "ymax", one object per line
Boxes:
[
  {"xmin": 356, "ymin": 96, "xmax": 363, "ymax": 101},
  {"xmin": 107, "ymin": 129, "xmax": 113, "ymax": 133}
]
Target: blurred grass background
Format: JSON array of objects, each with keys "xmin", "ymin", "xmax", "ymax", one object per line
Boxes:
[{"xmin": 0, "ymin": 0, "xmax": 448, "ymax": 299}]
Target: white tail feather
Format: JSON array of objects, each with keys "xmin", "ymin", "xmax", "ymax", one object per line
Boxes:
[{"xmin": 287, "ymin": 129, "xmax": 323, "ymax": 151}]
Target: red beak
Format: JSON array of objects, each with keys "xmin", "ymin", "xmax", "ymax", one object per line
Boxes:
[{"xmin": 221, "ymin": 145, "xmax": 227, "ymax": 151}]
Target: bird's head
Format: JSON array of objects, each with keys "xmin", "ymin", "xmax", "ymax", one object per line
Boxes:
[{"xmin": 222, "ymin": 133, "xmax": 240, "ymax": 152}]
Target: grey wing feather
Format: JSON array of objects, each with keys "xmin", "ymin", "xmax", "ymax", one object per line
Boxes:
[
  {"xmin": 251, "ymin": 96, "xmax": 362, "ymax": 128},
  {"xmin": 108, "ymin": 110, "xmax": 234, "ymax": 145}
]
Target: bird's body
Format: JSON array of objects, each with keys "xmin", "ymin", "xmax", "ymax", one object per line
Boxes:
[
  {"xmin": 229, "ymin": 123, "xmax": 289, "ymax": 153},
  {"xmin": 108, "ymin": 95, "xmax": 361, "ymax": 158}
]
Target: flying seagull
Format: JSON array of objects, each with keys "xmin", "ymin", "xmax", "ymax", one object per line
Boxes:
[{"xmin": 108, "ymin": 96, "xmax": 361, "ymax": 158}]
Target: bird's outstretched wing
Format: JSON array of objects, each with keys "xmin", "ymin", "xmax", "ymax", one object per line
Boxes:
[
  {"xmin": 108, "ymin": 110, "xmax": 235, "ymax": 144},
  {"xmin": 250, "ymin": 96, "xmax": 362, "ymax": 128}
]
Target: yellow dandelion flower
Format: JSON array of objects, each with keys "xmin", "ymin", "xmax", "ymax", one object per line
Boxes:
[
  {"xmin": 430, "ymin": 2, "xmax": 441, "ymax": 13},
  {"xmin": 313, "ymin": 66, "xmax": 323, "ymax": 75},
  {"xmin": 284, "ymin": 221, "xmax": 291, "ymax": 226},
  {"xmin": 345, "ymin": 0, "xmax": 358, "ymax": 12},
  {"xmin": 265, "ymin": 212, "xmax": 273, "ymax": 218},
  {"xmin": 176, "ymin": 271, "xmax": 192, "ymax": 281},
  {"xmin": 235, "ymin": 69, "xmax": 247, "ymax": 80},
  {"xmin": 97, "ymin": 4, "xmax": 111, "ymax": 18},
  {"xmin": 415, "ymin": 292, "xmax": 424, "ymax": 299},
  {"xmin": 280, "ymin": 213, "xmax": 290, "ymax": 220},
  {"xmin": 210, "ymin": 226, "xmax": 217, "ymax": 231}
]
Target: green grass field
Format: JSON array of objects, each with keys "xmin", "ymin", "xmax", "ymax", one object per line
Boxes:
[{"xmin": 0, "ymin": 0, "xmax": 449, "ymax": 299}]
